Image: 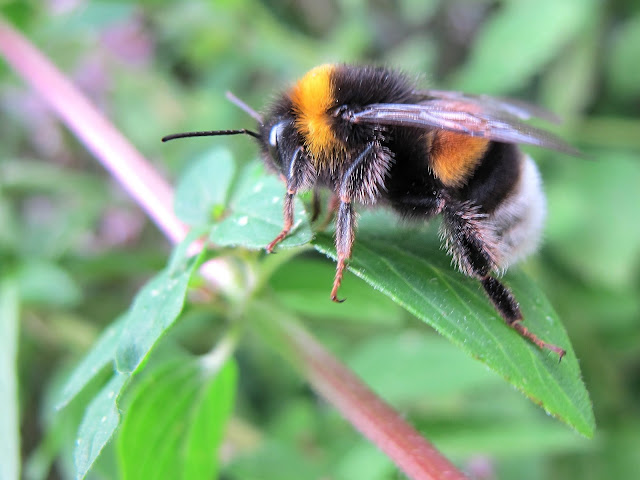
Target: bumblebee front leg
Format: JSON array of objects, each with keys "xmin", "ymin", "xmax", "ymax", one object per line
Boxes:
[
  {"xmin": 266, "ymin": 190, "xmax": 295, "ymax": 253},
  {"xmin": 330, "ymin": 199, "xmax": 354, "ymax": 303},
  {"xmin": 267, "ymin": 146, "xmax": 314, "ymax": 253},
  {"xmin": 442, "ymin": 202, "xmax": 566, "ymax": 359}
]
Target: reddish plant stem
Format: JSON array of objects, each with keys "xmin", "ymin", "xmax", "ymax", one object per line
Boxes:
[
  {"xmin": 0, "ymin": 18, "xmax": 467, "ymax": 480},
  {"xmin": 0, "ymin": 19, "xmax": 186, "ymax": 245},
  {"xmin": 271, "ymin": 315, "xmax": 467, "ymax": 480}
]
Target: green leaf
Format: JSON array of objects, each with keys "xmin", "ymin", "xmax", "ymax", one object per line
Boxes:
[
  {"xmin": 540, "ymin": 30, "xmax": 598, "ymax": 117},
  {"xmin": 210, "ymin": 162, "xmax": 312, "ymax": 249},
  {"xmin": 115, "ymin": 250, "xmax": 201, "ymax": 374},
  {"xmin": 25, "ymin": 363, "xmax": 105, "ymax": 480},
  {"xmin": 451, "ymin": 0, "xmax": 598, "ymax": 94},
  {"xmin": 335, "ymin": 443, "xmax": 395, "ymax": 480},
  {"xmin": 607, "ymin": 13, "xmax": 640, "ymax": 99},
  {"xmin": 226, "ymin": 441, "xmax": 324, "ymax": 480},
  {"xmin": 269, "ymin": 258, "xmax": 403, "ymax": 326},
  {"xmin": 427, "ymin": 415, "xmax": 590, "ymax": 460},
  {"xmin": 118, "ymin": 357, "xmax": 237, "ymax": 480},
  {"xmin": 346, "ymin": 332, "xmax": 503, "ymax": 404},
  {"xmin": 0, "ymin": 278, "xmax": 20, "ymax": 480},
  {"xmin": 16, "ymin": 260, "xmax": 82, "ymax": 308},
  {"xmin": 0, "ymin": 197, "xmax": 20, "ymax": 251},
  {"xmin": 0, "ymin": 159, "xmax": 105, "ymax": 196},
  {"xmin": 55, "ymin": 314, "xmax": 128, "ymax": 410},
  {"xmin": 545, "ymin": 153, "xmax": 640, "ymax": 288},
  {"xmin": 68, "ymin": 233, "xmax": 205, "ymax": 478},
  {"xmin": 313, "ymin": 226, "xmax": 594, "ymax": 437},
  {"xmin": 75, "ymin": 373, "xmax": 128, "ymax": 480},
  {"xmin": 174, "ymin": 147, "xmax": 235, "ymax": 226}
]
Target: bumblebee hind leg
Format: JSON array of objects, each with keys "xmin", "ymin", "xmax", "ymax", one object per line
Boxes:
[{"xmin": 441, "ymin": 201, "xmax": 566, "ymax": 359}]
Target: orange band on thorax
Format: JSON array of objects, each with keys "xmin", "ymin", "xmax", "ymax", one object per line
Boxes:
[{"xmin": 290, "ymin": 64, "xmax": 344, "ymax": 165}]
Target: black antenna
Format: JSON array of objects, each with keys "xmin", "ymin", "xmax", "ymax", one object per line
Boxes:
[
  {"xmin": 161, "ymin": 129, "xmax": 260, "ymax": 143},
  {"xmin": 162, "ymin": 93, "xmax": 262, "ymax": 143}
]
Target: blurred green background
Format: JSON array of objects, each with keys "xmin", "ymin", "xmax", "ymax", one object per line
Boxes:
[{"xmin": 1, "ymin": 0, "xmax": 639, "ymax": 479}]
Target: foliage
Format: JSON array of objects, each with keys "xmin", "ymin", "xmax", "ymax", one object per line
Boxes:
[{"xmin": 1, "ymin": 0, "xmax": 639, "ymax": 479}]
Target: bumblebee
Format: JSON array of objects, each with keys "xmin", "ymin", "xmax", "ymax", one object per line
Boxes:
[{"xmin": 164, "ymin": 64, "xmax": 578, "ymax": 358}]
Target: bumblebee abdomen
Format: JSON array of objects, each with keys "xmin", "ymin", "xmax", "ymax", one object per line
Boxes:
[
  {"xmin": 488, "ymin": 153, "xmax": 546, "ymax": 268},
  {"xmin": 456, "ymin": 142, "xmax": 521, "ymax": 213},
  {"xmin": 428, "ymin": 131, "xmax": 490, "ymax": 187}
]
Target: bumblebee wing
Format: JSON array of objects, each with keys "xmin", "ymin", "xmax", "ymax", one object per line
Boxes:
[
  {"xmin": 350, "ymin": 101, "xmax": 581, "ymax": 156},
  {"xmin": 412, "ymin": 89, "xmax": 562, "ymax": 124}
]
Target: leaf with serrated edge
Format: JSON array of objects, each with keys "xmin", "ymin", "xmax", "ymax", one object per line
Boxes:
[
  {"xmin": 74, "ymin": 373, "xmax": 127, "ymax": 480},
  {"xmin": 347, "ymin": 333, "xmax": 503, "ymax": 403},
  {"xmin": 56, "ymin": 313, "xmax": 128, "ymax": 410},
  {"xmin": 210, "ymin": 162, "xmax": 312, "ymax": 249},
  {"xmin": 61, "ymin": 230, "xmax": 205, "ymax": 404},
  {"xmin": 270, "ymin": 258, "xmax": 404, "ymax": 325},
  {"xmin": 174, "ymin": 147, "xmax": 235, "ymax": 226},
  {"xmin": 115, "ymin": 249, "xmax": 201, "ymax": 374},
  {"xmin": 313, "ymin": 230, "xmax": 594, "ymax": 437},
  {"xmin": 70, "ymin": 232, "xmax": 205, "ymax": 478}
]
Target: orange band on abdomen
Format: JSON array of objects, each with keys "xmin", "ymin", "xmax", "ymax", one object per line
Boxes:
[{"xmin": 429, "ymin": 131, "xmax": 490, "ymax": 187}]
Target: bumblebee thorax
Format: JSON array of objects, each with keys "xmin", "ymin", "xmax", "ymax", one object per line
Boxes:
[{"xmin": 290, "ymin": 64, "xmax": 345, "ymax": 165}]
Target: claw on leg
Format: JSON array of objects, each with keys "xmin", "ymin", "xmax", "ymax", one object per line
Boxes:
[
  {"xmin": 266, "ymin": 229, "xmax": 290, "ymax": 253},
  {"xmin": 511, "ymin": 321, "xmax": 566, "ymax": 360},
  {"xmin": 480, "ymin": 276, "xmax": 566, "ymax": 360},
  {"xmin": 330, "ymin": 257, "xmax": 347, "ymax": 303},
  {"xmin": 330, "ymin": 200, "xmax": 354, "ymax": 303}
]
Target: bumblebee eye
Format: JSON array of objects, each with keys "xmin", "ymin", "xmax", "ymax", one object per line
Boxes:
[
  {"xmin": 268, "ymin": 121, "xmax": 286, "ymax": 167},
  {"xmin": 269, "ymin": 121, "xmax": 285, "ymax": 147}
]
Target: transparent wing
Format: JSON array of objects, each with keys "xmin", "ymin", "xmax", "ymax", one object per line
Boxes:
[
  {"xmin": 350, "ymin": 99, "xmax": 581, "ymax": 156},
  {"xmin": 412, "ymin": 89, "xmax": 562, "ymax": 124}
]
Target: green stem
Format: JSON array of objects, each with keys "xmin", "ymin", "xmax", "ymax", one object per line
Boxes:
[{"xmin": 200, "ymin": 325, "xmax": 240, "ymax": 376}]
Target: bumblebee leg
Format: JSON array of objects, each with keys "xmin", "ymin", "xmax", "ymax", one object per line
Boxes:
[
  {"xmin": 442, "ymin": 203, "xmax": 565, "ymax": 359},
  {"xmin": 329, "ymin": 144, "xmax": 377, "ymax": 302},
  {"xmin": 318, "ymin": 194, "xmax": 339, "ymax": 231},
  {"xmin": 266, "ymin": 191, "xmax": 295, "ymax": 253},
  {"xmin": 267, "ymin": 146, "xmax": 313, "ymax": 253},
  {"xmin": 480, "ymin": 277, "xmax": 565, "ymax": 358},
  {"xmin": 310, "ymin": 188, "xmax": 322, "ymax": 222},
  {"xmin": 330, "ymin": 200, "xmax": 354, "ymax": 303}
]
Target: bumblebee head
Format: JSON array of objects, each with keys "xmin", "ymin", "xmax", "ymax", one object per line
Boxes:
[
  {"xmin": 260, "ymin": 116, "xmax": 300, "ymax": 174},
  {"xmin": 161, "ymin": 92, "xmax": 314, "ymax": 189}
]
